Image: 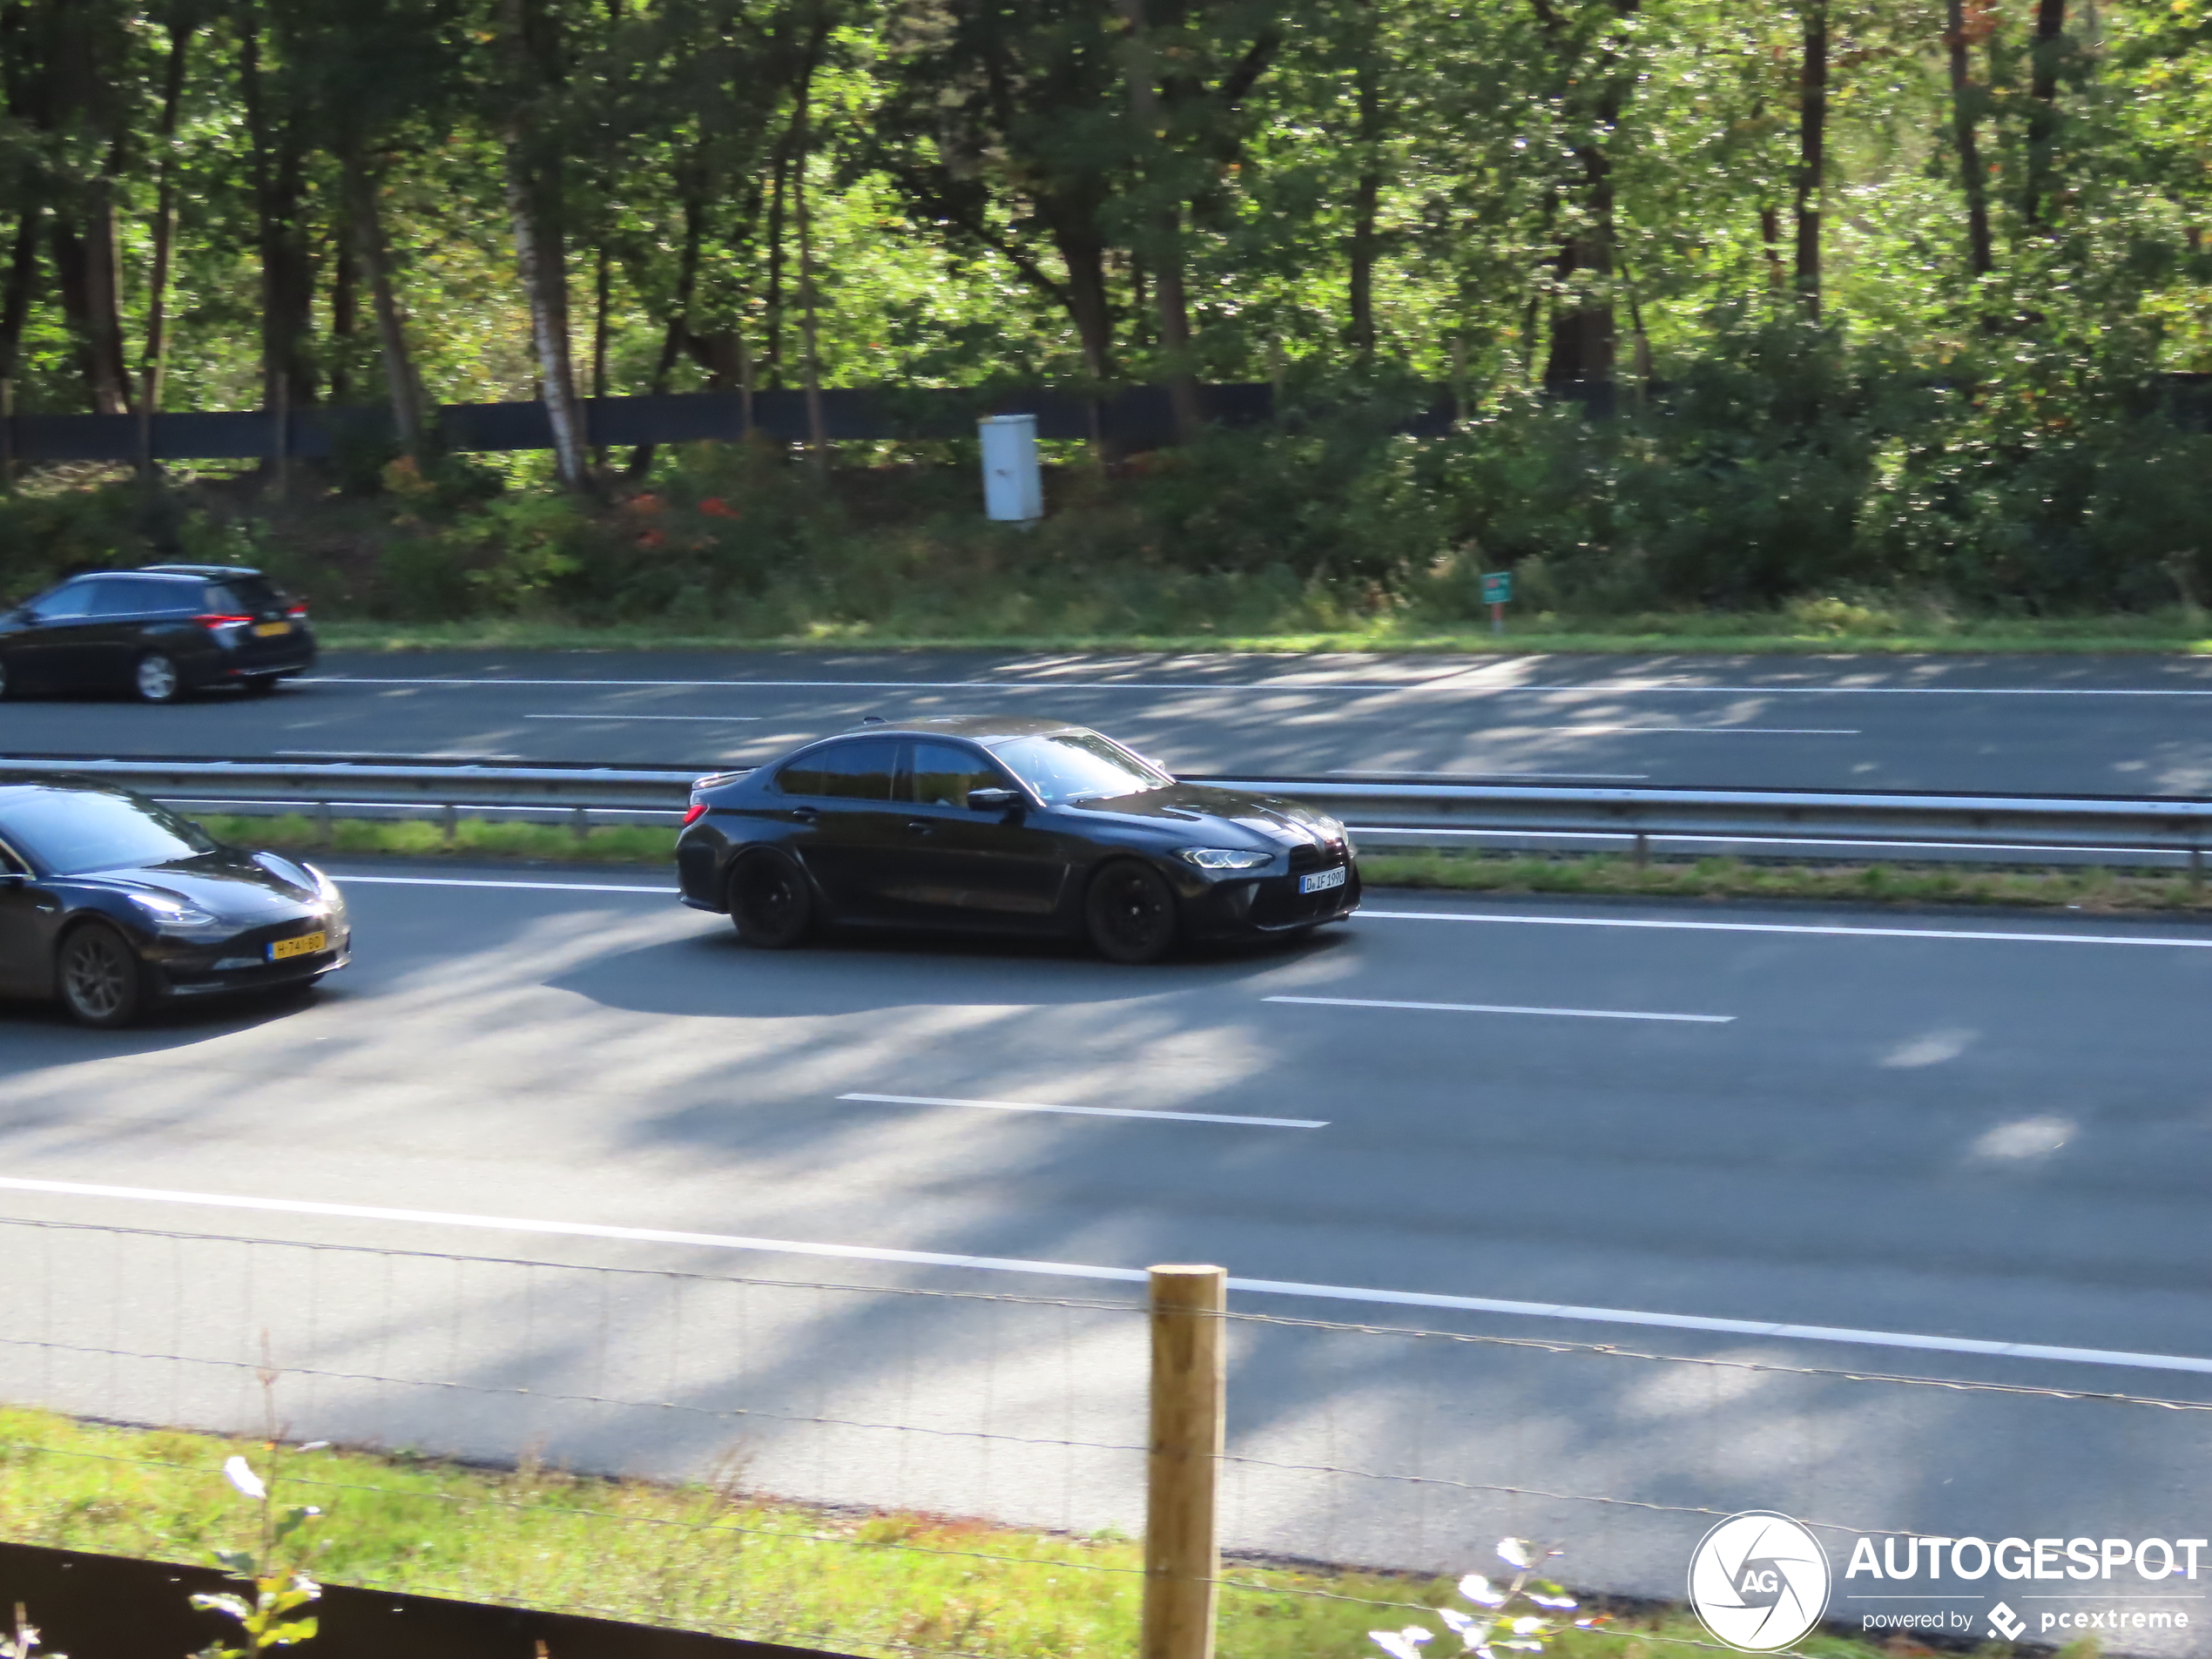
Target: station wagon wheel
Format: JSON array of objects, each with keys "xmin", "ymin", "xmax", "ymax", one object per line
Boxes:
[
  {"xmin": 133, "ymin": 651, "xmax": 183, "ymax": 705},
  {"xmin": 0, "ymin": 653, "xmax": 10, "ymax": 700},
  {"xmin": 727, "ymin": 851, "xmax": 815, "ymax": 948},
  {"xmin": 1085, "ymin": 860, "xmax": 1179, "ymax": 964},
  {"xmin": 57, "ymin": 921, "xmax": 145, "ymax": 1028}
]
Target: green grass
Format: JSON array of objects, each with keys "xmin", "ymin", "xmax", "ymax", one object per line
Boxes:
[
  {"xmin": 0, "ymin": 1405, "xmax": 1908, "ymax": 1659},
  {"xmin": 207, "ymin": 813, "xmax": 2212, "ymax": 917},
  {"xmin": 1359, "ymin": 849, "xmax": 2212, "ymax": 914},
  {"xmin": 315, "ymin": 616, "xmax": 2212, "ymax": 656}
]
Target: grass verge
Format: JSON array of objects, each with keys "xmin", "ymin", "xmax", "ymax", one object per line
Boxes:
[
  {"xmin": 207, "ymin": 813, "xmax": 2212, "ymax": 916},
  {"xmin": 0, "ymin": 1406, "xmax": 1906, "ymax": 1659},
  {"xmin": 315, "ymin": 617, "xmax": 2212, "ymax": 657}
]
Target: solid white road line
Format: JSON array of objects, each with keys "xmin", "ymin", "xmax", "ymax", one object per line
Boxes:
[
  {"xmin": 302, "ymin": 674, "xmax": 2212, "ymax": 698},
  {"xmin": 1330, "ymin": 769, "xmax": 1652, "ymax": 781},
  {"xmin": 333, "ymin": 874, "xmax": 675, "ymax": 894},
  {"xmin": 525, "ymin": 713, "xmax": 761, "ymax": 721},
  {"xmin": 1359, "ymin": 909, "xmax": 2212, "ymax": 949},
  {"xmin": 1490, "ymin": 725, "xmax": 1863, "ymax": 735},
  {"xmin": 839, "ymin": 1091, "xmax": 1325, "ymax": 1129},
  {"xmin": 1, "ymin": 1173, "xmax": 2205, "ymax": 1374},
  {"xmin": 1266, "ymin": 994, "xmax": 1733, "ymax": 1024}
]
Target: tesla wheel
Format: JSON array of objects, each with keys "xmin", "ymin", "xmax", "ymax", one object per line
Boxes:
[
  {"xmin": 1085, "ymin": 860, "xmax": 1179, "ymax": 964},
  {"xmin": 727, "ymin": 852, "xmax": 815, "ymax": 948},
  {"xmin": 133, "ymin": 651, "xmax": 184, "ymax": 704},
  {"xmin": 57, "ymin": 922, "xmax": 146, "ymax": 1028}
]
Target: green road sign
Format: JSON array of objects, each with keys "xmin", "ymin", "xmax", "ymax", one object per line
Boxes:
[{"xmin": 1481, "ymin": 571, "xmax": 1513, "ymax": 604}]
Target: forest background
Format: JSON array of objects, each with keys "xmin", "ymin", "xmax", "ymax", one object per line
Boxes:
[{"xmin": 2, "ymin": 0, "xmax": 2210, "ymax": 646}]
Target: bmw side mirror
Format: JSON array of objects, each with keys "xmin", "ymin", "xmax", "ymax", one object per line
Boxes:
[{"xmin": 967, "ymin": 787, "xmax": 1018, "ymax": 812}]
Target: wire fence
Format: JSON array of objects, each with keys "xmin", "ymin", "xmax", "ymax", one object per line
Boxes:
[{"xmin": 3, "ymin": 1215, "xmax": 2209, "ymax": 1658}]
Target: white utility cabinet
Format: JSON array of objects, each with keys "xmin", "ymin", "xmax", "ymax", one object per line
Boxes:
[{"xmin": 979, "ymin": 414, "xmax": 1043, "ymax": 522}]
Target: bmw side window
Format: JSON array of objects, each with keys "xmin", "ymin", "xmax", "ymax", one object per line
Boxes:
[
  {"xmin": 774, "ymin": 740, "xmax": 897, "ymax": 800},
  {"xmin": 907, "ymin": 742, "xmax": 1011, "ymax": 807}
]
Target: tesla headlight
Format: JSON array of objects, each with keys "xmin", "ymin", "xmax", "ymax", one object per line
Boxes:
[
  {"xmin": 300, "ymin": 860, "xmax": 346, "ymax": 910},
  {"xmin": 126, "ymin": 892, "xmax": 231, "ymax": 938},
  {"xmin": 1177, "ymin": 846, "xmax": 1273, "ymax": 871}
]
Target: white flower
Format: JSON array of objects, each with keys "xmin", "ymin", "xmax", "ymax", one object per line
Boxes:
[
  {"xmin": 1459, "ymin": 1574, "xmax": 1507, "ymax": 1608},
  {"xmin": 222, "ymin": 1456, "xmax": 266, "ymax": 1501},
  {"xmin": 1370, "ymin": 1625, "xmax": 1436, "ymax": 1659},
  {"xmin": 1511, "ymin": 1615, "xmax": 1547, "ymax": 1636},
  {"xmin": 1496, "ymin": 1539, "xmax": 1535, "ymax": 1570},
  {"xmin": 1527, "ymin": 1592, "xmax": 1578, "ymax": 1610},
  {"xmin": 297, "ymin": 1440, "xmax": 329, "ymax": 1453}
]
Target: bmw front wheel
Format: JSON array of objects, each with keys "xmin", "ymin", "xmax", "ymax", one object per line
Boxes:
[{"xmin": 1085, "ymin": 860, "xmax": 1179, "ymax": 964}]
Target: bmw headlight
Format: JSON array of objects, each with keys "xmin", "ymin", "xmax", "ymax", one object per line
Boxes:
[
  {"xmin": 126, "ymin": 892, "xmax": 232, "ymax": 939},
  {"xmin": 1177, "ymin": 846, "xmax": 1273, "ymax": 871}
]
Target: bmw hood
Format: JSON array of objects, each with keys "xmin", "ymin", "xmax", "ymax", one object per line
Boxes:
[{"xmin": 1066, "ymin": 783, "xmax": 1345, "ymax": 851}]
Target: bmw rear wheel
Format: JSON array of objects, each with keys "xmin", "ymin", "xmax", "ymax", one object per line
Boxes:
[
  {"xmin": 728, "ymin": 851, "xmax": 815, "ymax": 948},
  {"xmin": 1085, "ymin": 860, "xmax": 1179, "ymax": 964},
  {"xmin": 57, "ymin": 921, "xmax": 145, "ymax": 1028},
  {"xmin": 134, "ymin": 651, "xmax": 183, "ymax": 704}
]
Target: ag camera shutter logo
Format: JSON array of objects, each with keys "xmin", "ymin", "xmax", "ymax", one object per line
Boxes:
[{"xmin": 1689, "ymin": 1511, "xmax": 1832, "ymax": 1651}]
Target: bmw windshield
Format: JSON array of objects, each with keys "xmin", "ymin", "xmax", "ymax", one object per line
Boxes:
[
  {"xmin": 988, "ymin": 732, "xmax": 1171, "ymax": 805},
  {"xmin": 0, "ymin": 787, "xmax": 217, "ymax": 875}
]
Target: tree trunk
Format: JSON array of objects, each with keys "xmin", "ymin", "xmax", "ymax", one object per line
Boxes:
[
  {"xmin": 50, "ymin": 209, "xmax": 133, "ymax": 415},
  {"xmin": 1793, "ymin": 0, "xmax": 1826, "ymax": 315},
  {"xmin": 630, "ymin": 169, "xmax": 704, "ymax": 477},
  {"xmin": 0, "ymin": 207, "xmax": 38, "ymax": 387},
  {"xmin": 344, "ymin": 152, "xmax": 428, "ymax": 455},
  {"xmin": 501, "ymin": 0, "xmax": 588, "ymax": 489},
  {"xmin": 1115, "ymin": 0, "xmax": 1201, "ymax": 443},
  {"xmin": 1346, "ymin": 0, "xmax": 1382, "ymax": 363},
  {"xmin": 1052, "ymin": 217, "xmax": 1116, "ymax": 381},
  {"xmin": 2021, "ymin": 0, "xmax": 2067, "ymax": 232},
  {"xmin": 329, "ymin": 219, "xmax": 358, "ymax": 403},
  {"xmin": 791, "ymin": 14, "xmax": 829, "ymax": 471},
  {"xmin": 1758, "ymin": 205, "xmax": 1784, "ymax": 288},
  {"xmin": 239, "ymin": 16, "xmax": 318, "ymax": 412},
  {"xmin": 1944, "ymin": 0, "xmax": 1994, "ymax": 280},
  {"xmin": 1530, "ymin": 0, "xmax": 1638, "ymax": 400},
  {"xmin": 763, "ymin": 122, "xmax": 794, "ymax": 386},
  {"xmin": 139, "ymin": 2, "xmax": 196, "ymax": 465}
]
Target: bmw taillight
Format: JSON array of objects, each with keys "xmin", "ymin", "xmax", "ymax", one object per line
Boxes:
[
  {"xmin": 286, "ymin": 602, "xmax": 310, "ymax": 619},
  {"xmin": 196, "ymin": 613, "xmax": 254, "ymax": 627},
  {"xmin": 682, "ymin": 803, "xmax": 709, "ymax": 826}
]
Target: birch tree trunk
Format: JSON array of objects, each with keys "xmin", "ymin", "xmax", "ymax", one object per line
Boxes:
[{"xmin": 501, "ymin": 0, "xmax": 588, "ymax": 489}]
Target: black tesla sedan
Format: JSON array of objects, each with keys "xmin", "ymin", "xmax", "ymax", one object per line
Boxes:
[
  {"xmin": 0, "ymin": 781, "xmax": 350, "ymax": 1026},
  {"xmin": 0, "ymin": 563, "xmax": 317, "ymax": 703},
  {"xmin": 676, "ymin": 716, "xmax": 1359, "ymax": 961}
]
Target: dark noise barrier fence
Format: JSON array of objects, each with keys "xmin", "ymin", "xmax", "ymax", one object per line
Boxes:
[{"xmin": 5, "ymin": 374, "xmax": 2208, "ymax": 464}]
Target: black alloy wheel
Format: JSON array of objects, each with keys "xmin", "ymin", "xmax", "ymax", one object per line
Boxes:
[
  {"xmin": 1085, "ymin": 860, "xmax": 1179, "ymax": 964},
  {"xmin": 57, "ymin": 921, "xmax": 145, "ymax": 1028},
  {"xmin": 134, "ymin": 651, "xmax": 184, "ymax": 704},
  {"xmin": 0, "ymin": 654, "xmax": 11, "ymax": 700},
  {"xmin": 727, "ymin": 851, "xmax": 815, "ymax": 948}
]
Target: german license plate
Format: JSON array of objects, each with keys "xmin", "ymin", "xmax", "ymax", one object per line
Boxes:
[
  {"xmin": 253, "ymin": 620, "xmax": 291, "ymax": 637},
  {"xmin": 1298, "ymin": 865, "xmax": 1347, "ymax": 895},
  {"xmin": 268, "ymin": 932, "xmax": 326, "ymax": 961}
]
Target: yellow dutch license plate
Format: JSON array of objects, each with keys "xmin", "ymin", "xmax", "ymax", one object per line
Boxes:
[
  {"xmin": 267, "ymin": 932, "xmax": 326, "ymax": 962},
  {"xmin": 253, "ymin": 620, "xmax": 292, "ymax": 637}
]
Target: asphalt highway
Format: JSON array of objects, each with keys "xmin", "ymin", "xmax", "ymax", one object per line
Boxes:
[
  {"xmin": 3, "ymin": 870, "xmax": 2209, "ymax": 1630},
  {"xmin": 7, "ymin": 648, "xmax": 2212, "ymax": 792}
]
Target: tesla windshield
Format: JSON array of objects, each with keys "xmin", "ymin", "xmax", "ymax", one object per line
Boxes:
[
  {"xmin": 0, "ymin": 787, "xmax": 216, "ymax": 874},
  {"xmin": 988, "ymin": 732, "xmax": 1169, "ymax": 805}
]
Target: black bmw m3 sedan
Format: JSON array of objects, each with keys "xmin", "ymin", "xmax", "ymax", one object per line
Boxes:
[
  {"xmin": 0, "ymin": 781, "xmax": 350, "ymax": 1026},
  {"xmin": 677, "ymin": 716, "xmax": 1359, "ymax": 961}
]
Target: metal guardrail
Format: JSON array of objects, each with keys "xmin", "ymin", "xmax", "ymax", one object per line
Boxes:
[{"xmin": 3, "ymin": 753, "xmax": 2209, "ymax": 871}]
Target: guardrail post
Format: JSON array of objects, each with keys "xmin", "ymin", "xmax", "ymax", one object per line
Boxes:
[
  {"xmin": 1632, "ymin": 831, "xmax": 1649, "ymax": 870},
  {"xmin": 2192, "ymin": 846, "xmax": 2204, "ymax": 896},
  {"xmin": 314, "ymin": 800, "xmax": 332, "ymax": 848},
  {"xmin": 1143, "ymin": 1264, "xmax": 1225, "ymax": 1659},
  {"xmin": 572, "ymin": 805, "xmax": 590, "ymax": 846}
]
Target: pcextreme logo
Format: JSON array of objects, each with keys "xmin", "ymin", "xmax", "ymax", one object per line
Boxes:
[{"xmin": 1688, "ymin": 1512, "xmax": 1832, "ymax": 1652}]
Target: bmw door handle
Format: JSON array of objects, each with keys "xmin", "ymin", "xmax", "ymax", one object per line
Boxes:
[
  {"xmin": 788, "ymin": 806, "xmax": 819, "ymax": 822},
  {"xmin": 904, "ymin": 819, "xmax": 933, "ymax": 836}
]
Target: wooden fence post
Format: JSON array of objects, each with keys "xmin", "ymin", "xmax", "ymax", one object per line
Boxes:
[{"xmin": 1143, "ymin": 1264, "xmax": 1225, "ymax": 1659}]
